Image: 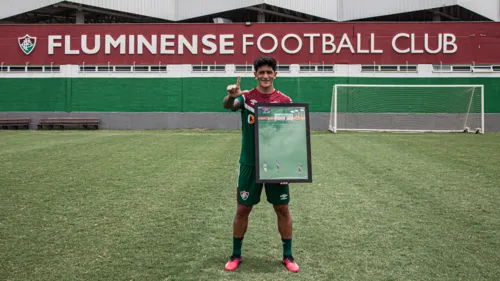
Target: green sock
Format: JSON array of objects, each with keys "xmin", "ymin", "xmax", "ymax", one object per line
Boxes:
[
  {"xmin": 233, "ymin": 237, "xmax": 243, "ymax": 256},
  {"xmin": 282, "ymin": 238, "xmax": 292, "ymax": 257}
]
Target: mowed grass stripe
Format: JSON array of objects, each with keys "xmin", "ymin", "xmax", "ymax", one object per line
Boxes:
[
  {"xmin": 0, "ymin": 131, "xmax": 112, "ymax": 156},
  {"xmin": 0, "ymin": 132, "xmax": 239, "ymax": 280},
  {"xmin": 292, "ymin": 133, "xmax": 499, "ymax": 281},
  {"xmin": 360, "ymin": 133, "xmax": 500, "ymax": 280},
  {"xmin": 289, "ymin": 134, "xmax": 424, "ymax": 281},
  {"xmin": 1, "ymin": 131, "xmax": 499, "ymax": 281}
]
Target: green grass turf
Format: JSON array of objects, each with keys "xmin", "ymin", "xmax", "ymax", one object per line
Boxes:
[{"xmin": 1, "ymin": 130, "xmax": 499, "ymax": 281}]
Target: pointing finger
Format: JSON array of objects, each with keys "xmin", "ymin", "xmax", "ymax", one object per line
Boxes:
[{"xmin": 236, "ymin": 76, "xmax": 241, "ymax": 88}]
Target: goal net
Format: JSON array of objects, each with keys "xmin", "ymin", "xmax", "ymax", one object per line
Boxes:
[{"xmin": 329, "ymin": 84, "xmax": 484, "ymax": 134}]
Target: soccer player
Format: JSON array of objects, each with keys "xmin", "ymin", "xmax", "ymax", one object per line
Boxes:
[
  {"xmin": 298, "ymin": 163, "xmax": 302, "ymax": 176},
  {"xmin": 222, "ymin": 56, "xmax": 299, "ymax": 273},
  {"xmin": 276, "ymin": 160, "xmax": 280, "ymax": 172},
  {"xmin": 263, "ymin": 161, "xmax": 268, "ymax": 172}
]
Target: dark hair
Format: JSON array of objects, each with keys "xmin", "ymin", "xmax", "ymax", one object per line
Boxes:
[{"xmin": 254, "ymin": 56, "xmax": 277, "ymax": 72}]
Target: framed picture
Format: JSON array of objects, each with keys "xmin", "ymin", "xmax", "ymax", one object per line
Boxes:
[{"xmin": 254, "ymin": 103, "xmax": 312, "ymax": 184}]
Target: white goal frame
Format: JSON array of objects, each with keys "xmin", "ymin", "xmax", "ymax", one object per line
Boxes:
[
  {"xmin": 274, "ymin": 113, "xmax": 294, "ymax": 121},
  {"xmin": 329, "ymin": 84, "xmax": 485, "ymax": 134}
]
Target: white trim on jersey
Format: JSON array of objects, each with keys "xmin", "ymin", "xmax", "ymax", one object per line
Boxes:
[{"xmin": 244, "ymin": 102, "xmax": 254, "ymax": 113}]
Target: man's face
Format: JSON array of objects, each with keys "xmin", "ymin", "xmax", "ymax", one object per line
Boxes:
[{"xmin": 254, "ymin": 65, "xmax": 277, "ymax": 89}]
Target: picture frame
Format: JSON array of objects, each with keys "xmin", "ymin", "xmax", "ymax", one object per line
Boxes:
[{"xmin": 254, "ymin": 103, "xmax": 312, "ymax": 184}]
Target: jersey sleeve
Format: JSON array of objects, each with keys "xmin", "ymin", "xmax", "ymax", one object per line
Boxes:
[
  {"xmin": 232, "ymin": 95, "xmax": 245, "ymax": 111},
  {"xmin": 280, "ymin": 92, "xmax": 293, "ymax": 103}
]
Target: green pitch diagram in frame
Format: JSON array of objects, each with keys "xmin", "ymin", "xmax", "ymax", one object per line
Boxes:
[{"xmin": 254, "ymin": 103, "xmax": 312, "ymax": 184}]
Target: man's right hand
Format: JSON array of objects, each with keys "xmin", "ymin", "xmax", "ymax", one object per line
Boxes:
[{"xmin": 227, "ymin": 76, "xmax": 248, "ymax": 98}]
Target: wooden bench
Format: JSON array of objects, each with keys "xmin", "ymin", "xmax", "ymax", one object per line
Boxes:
[
  {"xmin": 38, "ymin": 117, "xmax": 99, "ymax": 130},
  {"xmin": 0, "ymin": 118, "xmax": 31, "ymax": 130}
]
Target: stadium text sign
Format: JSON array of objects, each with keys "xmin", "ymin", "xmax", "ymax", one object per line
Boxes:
[
  {"xmin": 44, "ymin": 32, "xmax": 458, "ymax": 56},
  {"xmin": 1, "ymin": 23, "xmax": 498, "ymax": 64}
]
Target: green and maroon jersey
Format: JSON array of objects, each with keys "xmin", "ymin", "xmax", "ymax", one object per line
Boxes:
[{"xmin": 234, "ymin": 88, "xmax": 292, "ymax": 166}]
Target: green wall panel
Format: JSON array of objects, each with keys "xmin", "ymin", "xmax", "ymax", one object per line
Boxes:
[
  {"xmin": 274, "ymin": 77, "xmax": 349, "ymax": 113},
  {"xmin": 275, "ymin": 77, "xmax": 499, "ymax": 113},
  {"xmin": 180, "ymin": 76, "xmax": 350, "ymax": 113},
  {"xmin": 181, "ymin": 77, "xmax": 238, "ymax": 112},
  {"xmin": 0, "ymin": 77, "xmax": 499, "ymax": 113},
  {"xmin": 0, "ymin": 78, "xmax": 67, "ymax": 111},
  {"xmin": 70, "ymin": 78, "xmax": 183, "ymax": 112}
]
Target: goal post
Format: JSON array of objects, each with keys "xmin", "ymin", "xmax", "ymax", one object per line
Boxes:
[{"xmin": 329, "ymin": 84, "xmax": 485, "ymax": 134}]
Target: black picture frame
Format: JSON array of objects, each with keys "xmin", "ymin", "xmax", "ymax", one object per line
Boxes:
[{"xmin": 254, "ymin": 103, "xmax": 312, "ymax": 184}]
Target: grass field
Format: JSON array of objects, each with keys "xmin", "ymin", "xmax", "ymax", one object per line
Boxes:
[{"xmin": 1, "ymin": 129, "xmax": 500, "ymax": 281}]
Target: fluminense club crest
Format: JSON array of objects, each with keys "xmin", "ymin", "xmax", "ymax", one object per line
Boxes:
[
  {"xmin": 240, "ymin": 191, "xmax": 249, "ymax": 201},
  {"xmin": 18, "ymin": 34, "xmax": 37, "ymax": 55}
]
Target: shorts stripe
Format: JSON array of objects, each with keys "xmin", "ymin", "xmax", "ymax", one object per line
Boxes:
[
  {"xmin": 236, "ymin": 163, "xmax": 240, "ymax": 186},
  {"xmin": 236, "ymin": 163, "xmax": 240, "ymax": 202}
]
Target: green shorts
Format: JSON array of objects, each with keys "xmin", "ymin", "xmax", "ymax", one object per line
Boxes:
[{"xmin": 236, "ymin": 164, "xmax": 290, "ymax": 206}]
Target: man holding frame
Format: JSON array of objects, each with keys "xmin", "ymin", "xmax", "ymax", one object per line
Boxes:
[{"xmin": 222, "ymin": 56, "xmax": 300, "ymax": 273}]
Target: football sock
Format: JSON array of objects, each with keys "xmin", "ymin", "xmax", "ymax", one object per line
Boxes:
[
  {"xmin": 232, "ymin": 237, "xmax": 243, "ymax": 257},
  {"xmin": 282, "ymin": 238, "xmax": 292, "ymax": 257}
]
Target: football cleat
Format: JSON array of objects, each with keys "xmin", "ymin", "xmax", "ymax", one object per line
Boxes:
[
  {"xmin": 225, "ymin": 255, "xmax": 242, "ymax": 271},
  {"xmin": 282, "ymin": 256, "xmax": 299, "ymax": 273}
]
